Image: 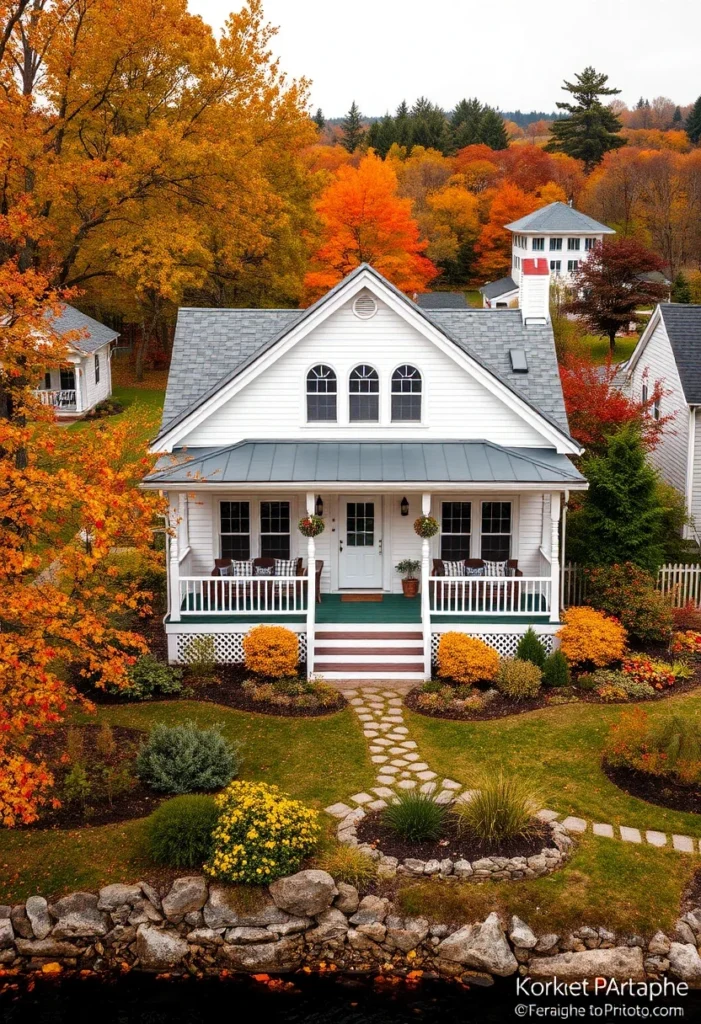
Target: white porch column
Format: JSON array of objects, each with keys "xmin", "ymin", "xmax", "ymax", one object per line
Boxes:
[
  {"xmin": 549, "ymin": 492, "xmax": 561, "ymax": 623},
  {"xmin": 305, "ymin": 491, "xmax": 316, "ymax": 678},
  {"xmin": 169, "ymin": 500, "xmax": 181, "ymax": 623},
  {"xmin": 421, "ymin": 492, "xmax": 432, "ymax": 679},
  {"xmin": 74, "ymin": 364, "xmax": 84, "ymax": 413}
]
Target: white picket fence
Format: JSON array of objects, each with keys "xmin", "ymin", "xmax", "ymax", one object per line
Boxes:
[{"xmin": 562, "ymin": 561, "xmax": 701, "ymax": 609}]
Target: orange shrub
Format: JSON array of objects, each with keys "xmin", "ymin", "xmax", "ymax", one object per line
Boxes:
[
  {"xmin": 557, "ymin": 607, "xmax": 627, "ymax": 668},
  {"xmin": 437, "ymin": 632, "xmax": 500, "ymax": 685},
  {"xmin": 242, "ymin": 625, "xmax": 299, "ymax": 679}
]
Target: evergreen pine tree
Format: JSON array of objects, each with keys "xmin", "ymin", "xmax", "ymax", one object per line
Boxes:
[
  {"xmin": 340, "ymin": 101, "xmax": 365, "ymax": 153},
  {"xmin": 686, "ymin": 96, "xmax": 701, "ymax": 145},
  {"xmin": 313, "ymin": 108, "xmax": 325, "ymax": 131},
  {"xmin": 672, "ymin": 105, "xmax": 682, "ymax": 125},
  {"xmin": 545, "ymin": 66, "xmax": 626, "ymax": 170},
  {"xmin": 479, "ymin": 107, "xmax": 509, "ymax": 150},
  {"xmin": 516, "ymin": 627, "xmax": 547, "ymax": 668},
  {"xmin": 568, "ymin": 424, "xmax": 665, "ymax": 573},
  {"xmin": 542, "ymin": 649, "xmax": 570, "ymax": 688},
  {"xmin": 451, "ymin": 97, "xmax": 483, "ymax": 149},
  {"xmin": 367, "ymin": 114, "xmax": 397, "ymax": 157},
  {"xmin": 671, "ymin": 272, "xmax": 691, "ymax": 303},
  {"xmin": 394, "ymin": 100, "xmax": 412, "ymax": 148},
  {"xmin": 410, "ymin": 97, "xmax": 451, "ymax": 153}
]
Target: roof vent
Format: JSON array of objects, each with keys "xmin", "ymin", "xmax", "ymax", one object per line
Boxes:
[
  {"xmin": 510, "ymin": 348, "xmax": 528, "ymax": 373},
  {"xmin": 353, "ymin": 293, "xmax": 378, "ymax": 320}
]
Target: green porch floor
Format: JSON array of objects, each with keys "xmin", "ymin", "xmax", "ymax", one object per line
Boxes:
[{"xmin": 170, "ymin": 592, "xmax": 554, "ymax": 627}]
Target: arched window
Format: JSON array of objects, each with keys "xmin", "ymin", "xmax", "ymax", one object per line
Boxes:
[
  {"xmin": 349, "ymin": 365, "xmax": 379, "ymax": 422},
  {"xmin": 306, "ymin": 364, "xmax": 337, "ymax": 421},
  {"xmin": 391, "ymin": 365, "xmax": 422, "ymax": 421}
]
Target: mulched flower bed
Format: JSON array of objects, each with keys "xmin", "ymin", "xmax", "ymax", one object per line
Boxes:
[
  {"xmin": 603, "ymin": 760, "xmax": 701, "ymax": 815},
  {"xmin": 193, "ymin": 668, "xmax": 347, "ymax": 718},
  {"xmin": 356, "ymin": 810, "xmax": 556, "ymax": 862},
  {"xmin": 23, "ymin": 724, "xmax": 162, "ymax": 830},
  {"xmin": 406, "ymin": 663, "xmax": 701, "ymax": 722}
]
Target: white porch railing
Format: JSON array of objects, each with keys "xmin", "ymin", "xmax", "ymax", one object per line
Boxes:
[
  {"xmin": 34, "ymin": 389, "xmax": 78, "ymax": 410},
  {"xmin": 430, "ymin": 576, "xmax": 552, "ymax": 616},
  {"xmin": 179, "ymin": 575, "xmax": 309, "ymax": 616}
]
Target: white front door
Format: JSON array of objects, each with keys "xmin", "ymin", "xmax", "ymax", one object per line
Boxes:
[{"xmin": 339, "ymin": 496, "xmax": 383, "ymax": 589}]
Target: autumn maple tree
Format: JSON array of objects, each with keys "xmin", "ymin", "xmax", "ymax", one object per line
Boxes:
[{"xmin": 304, "ymin": 153, "xmax": 438, "ymax": 299}]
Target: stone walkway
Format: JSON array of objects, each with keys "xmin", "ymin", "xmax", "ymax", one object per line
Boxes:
[{"xmin": 324, "ymin": 687, "xmax": 701, "ymax": 856}]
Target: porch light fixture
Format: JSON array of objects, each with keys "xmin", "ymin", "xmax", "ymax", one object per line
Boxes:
[
  {"xmin": 315, "ymin": 495, "xmax": 324, "ymax": 517},
  {"xmin": 400, "ymin": 496, "xmax": 409, "ymax": 517}
]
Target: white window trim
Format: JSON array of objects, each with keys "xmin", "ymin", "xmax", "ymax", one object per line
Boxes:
[
  {"xmin": 390, "ymin": 362, "xmax": 424, "ymax": 424},
  {"xmin": 432, "ymin": 494, "xmax": 520, "ymax": 562},
  {"xmin": 305, "ymin": 362, "xmax": 338, "ymax": 424},
  {"xmin": 215, "ymin": 495, "xmax": 300, "ymax": 562}
]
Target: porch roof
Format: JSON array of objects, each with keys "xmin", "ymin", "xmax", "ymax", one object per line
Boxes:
[{"xmin": 144, "ymin": 440, "xmax": 586, "ymax": 488}]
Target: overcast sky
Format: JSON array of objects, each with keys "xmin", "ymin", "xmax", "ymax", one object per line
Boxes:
[{"xmin": 189, "ymin": 0, "xmax": 699, "ymax": 116}]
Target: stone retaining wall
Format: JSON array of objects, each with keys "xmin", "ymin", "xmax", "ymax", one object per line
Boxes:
[{"xmin": 3, "ymin": 871, "xmax": 701, "ymax": 986}]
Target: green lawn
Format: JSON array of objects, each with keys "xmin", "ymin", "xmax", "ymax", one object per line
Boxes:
[
  {"xmin": 408, "ymin": 688, "xmax": 701, "ymax": 836},
  {"xmin": 579, "ymin": 333, "xmax": 638, "ymax": 365},
  {"xmin": 0, "ymin": 701, "xmax": 374, "ymax": 903},
  {"xmin": 68, "ymin": 384, "xmax": 164, "ymax": 444}
]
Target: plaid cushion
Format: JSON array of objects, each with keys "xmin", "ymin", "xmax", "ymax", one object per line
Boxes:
[
  {"xmin": 464, "ymin": 565, "xmax": 484, "ymax": 577},
  {"xmin": 442, "ymin": 560, "xmax": 464, "ymax": 577},
  {"xmin": 483, "ymin": 559, "xmax": 508, "ymax": 577},
  {"xmin": 231, "ymin": 560, "xmax": 253, "ymax": 577},
  {"xmin": 254, "ymin": 565, "xmax": 274, "ymax": 576},
  {"xmin": 274, "ymin": 558, "xmax": 296, "ymax": 577}
]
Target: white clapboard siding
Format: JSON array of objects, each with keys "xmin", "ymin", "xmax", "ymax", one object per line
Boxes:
[{"xmin": 180, "ymin": 293, "xmax": 553, "ymax": 450}]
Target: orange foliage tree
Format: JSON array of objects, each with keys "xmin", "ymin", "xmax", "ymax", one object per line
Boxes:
[
  {"xmin": 304, "ymin": 153, "xmax": 437, "ymax": 299},
  {"xmin": 474, "ymin": 182, "xmax": 540, "ymax": 280}
]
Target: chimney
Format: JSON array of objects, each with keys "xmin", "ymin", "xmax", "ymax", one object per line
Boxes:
[{"xmin": 519, "ymin": 257, "xmax": 550, "ymax": 325}]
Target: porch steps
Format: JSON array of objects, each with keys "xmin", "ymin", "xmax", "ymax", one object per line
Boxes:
[{"xmin": 313, "ymin": 626, "xmax": 425, "ymax": 681}]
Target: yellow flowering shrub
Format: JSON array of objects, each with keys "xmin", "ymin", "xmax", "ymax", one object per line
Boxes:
[
  {"xmin": 437, "ymin": 632, "xmax": 500, "ymax": 685},
  {"xmin": 557, "ymin": 607, "xmax": 627, "ymax": 668},
  {"xmin": 205, "ymin": 781, "xmax": 320, "ymax": 884},
  {"xmin": 242, "ymin": 625, "xmax": 299, "ymax": 679}
]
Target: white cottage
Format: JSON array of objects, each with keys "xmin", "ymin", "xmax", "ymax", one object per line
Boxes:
[
  {"xmin": 144, "ymin": 263, "xmax": 587, "ymax": 681},
  {"xmin": 34, "ymin": 304, "xmax": 118, "ymax": 418},
  {"xmin": 624, "ymin": 304, "xmax": 701, "ymax": 543},
  {"xmin": 480, "ymin": 201, "xmax": 615, "ymax": 309}
]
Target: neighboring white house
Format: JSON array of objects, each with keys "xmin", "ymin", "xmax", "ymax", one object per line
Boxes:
[
  {"xmin": 480, "ymin": 201, "xmax": 615, "ymax": 309},
  {"xmin": 624, "ymin": 303, "xmax": 701, "ymax": 542},
  {"xmin": 143, "ymin": 263, "xmax": 587, "ymax": 681},
  {"xmin": 34, "ymin": 304, "xmax": 118, "ymax": 418}
]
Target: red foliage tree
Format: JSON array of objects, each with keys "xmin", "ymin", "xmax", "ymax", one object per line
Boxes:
[
  {"xmin": 565, "ymin": 238, "xmax": 669, "ymax": 351},
  {"xmin": 560, "ymin": 353, "xmax": 671, "ymax": 456}
]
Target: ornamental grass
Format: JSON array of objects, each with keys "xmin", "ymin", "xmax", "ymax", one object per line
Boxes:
[{"xmin": 205, "ymin": 780, "xmax": 321, "ymax": 884}]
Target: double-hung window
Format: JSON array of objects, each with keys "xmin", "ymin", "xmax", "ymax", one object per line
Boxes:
[
  {"xmin": 549, "ymin": 238, "xmax": 562, "ymax": 251},
  {"xmin": 567, "ymin": 259, "xmax": 579, "ymax": 272},
  {"xmin": 391, "ymin": 365, "xmax": 422, "ymax": 421},
  {"xmin": 481, "ymin": 502, "xmax": 512, "ymax": 561},
  {"xmin": 550, "ymin": 260, "xmax": 561, "ymax": 272},
  {"xmin": 567, "ymin": 237, "xmax": 581, "ymax": 251},
  {"xmin": 306, "ymin": 364, "xmax": 337, "ymax": 421},
  {"xmin": 349, "ymin": 365, "xmax": 379, "ymax": 422},
  {"xmin": 260, "ymin": 501, "xmax": 291, "ymax": 559},
  {"xmin": 220, "ymin": 501, "xmax": 250, "ymax": 560},
  {"xmin": 440, "ymin": 502, "xmax": 471, "ymax": 560},
  {"xmin": 584, "ymin": 237, "xmax": 597, "ymax": 251},
  {"xmin": 532, "ymin": 237, "xmax": 545, "ymax": 251}
]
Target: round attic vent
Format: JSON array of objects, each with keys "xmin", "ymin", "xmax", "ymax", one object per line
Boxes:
[{"xmin": 353, "ymin": 294, "xmax": 377, "ymax": 320}]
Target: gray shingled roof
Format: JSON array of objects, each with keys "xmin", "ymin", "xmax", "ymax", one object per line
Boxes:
[
  {"xmin": 659, "ymin": 304, "xmax": 701, "ymax": 405},
  {"xmin": 145, "ymin": 440, "xmax": 585, "ymax": 486},
  {"xmin": 506, "ymin": 202, "xmax": 614, "ymax": 235},
  {"xmin": 47, "ymin": 304, "xmax": 119, "ymax": 354},
  {"xmin": 157, "ymin": 263, "xmax": 572, "ymax": 442},
  {"xmin": 415, "ymin": 292, "xmax": 467, "ymax": 309},
  {"xmin": 479, "ymin": 276, "xmax": 517, "ymax": 300}
]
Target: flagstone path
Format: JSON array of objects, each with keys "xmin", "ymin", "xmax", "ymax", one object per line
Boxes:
[{"xmin": 324, "ymin": 686, "xmax": 701, "ymax": 856}]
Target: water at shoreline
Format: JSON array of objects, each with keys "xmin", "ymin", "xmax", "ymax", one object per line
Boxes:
[{"xmin": 4, "ymin": 973, "xmax": 701, "ymax": 1024}]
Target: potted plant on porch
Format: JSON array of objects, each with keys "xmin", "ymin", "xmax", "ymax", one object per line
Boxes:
[{"xmin": 396, "ymin": 559, "xmax": 421, "ymax": 598}]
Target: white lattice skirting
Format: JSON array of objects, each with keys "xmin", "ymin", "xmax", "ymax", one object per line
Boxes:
[
  {"xmin": 172, "ymin": 631, "xmax": 307, "ymax": 665},
  {"xmin": 430, "ymin": 630, "xmax": 555, "ymax": 663}
]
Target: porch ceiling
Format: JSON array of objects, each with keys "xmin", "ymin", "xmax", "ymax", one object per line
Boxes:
[{"xmin": 144, "ymin": 440, "xmax": 586, "ymax": 489}]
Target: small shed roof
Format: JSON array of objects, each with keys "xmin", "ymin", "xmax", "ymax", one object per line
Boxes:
[
  {"xmin": 479, "ymin": 276, "xmax": 517, "ymax": 300},
  {"xmin": 47, "ymin": 304, "xmax": 119, "ymax": 354}
]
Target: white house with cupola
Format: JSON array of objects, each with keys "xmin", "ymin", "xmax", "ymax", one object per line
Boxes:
[
  {"xmin": 480, "ymin": 201, "xmax": 615, "ymax": 309},
  {"xmin": 143, "ymin": 263, "xmax": 587, "ymax": 682}
]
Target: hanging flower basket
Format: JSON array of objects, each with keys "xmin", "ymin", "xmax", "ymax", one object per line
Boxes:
[
  {"xmin": 414, "ymin": 514, "xmax": 439, "ymax": 539},
  {"xmin": 298, "ymin": 514, "xmax": 325, "ymax": 538}
]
